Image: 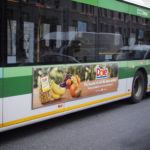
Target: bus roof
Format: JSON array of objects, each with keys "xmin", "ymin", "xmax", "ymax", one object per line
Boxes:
[{"xmin": 122, "ymin": 0, "xmax": 150, "ymax": 9}]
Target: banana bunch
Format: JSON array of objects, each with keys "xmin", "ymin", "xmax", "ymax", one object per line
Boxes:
[{"xmin": 51, "ymin": 81, "xmax": 66, "ymax": 100}]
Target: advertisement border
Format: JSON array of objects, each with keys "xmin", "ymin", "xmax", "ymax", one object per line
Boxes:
[{"xmin": 32, "ymin": 62, "xmax": 119, "ymax": 109}]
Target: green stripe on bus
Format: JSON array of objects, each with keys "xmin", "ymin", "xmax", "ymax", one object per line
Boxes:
[
  {"xmin": 4, "ymin": 65, "xmax": 150, "ymax": 98},
  {"xmin": 3, "ymin": 60, "xmax": 150, "ymax": 78},
  {"xmin": 4, "ymin": 62, "xmax": 128, "ymax": 78},
  {"xmin": 3, "ymin": 76, "xmax": 32, "ymax": 97},
  {"xmin": 3, "ymin": 64, "xmax": 66, "ymax": 78},
  {"xmin": 129, "ymin": 5, "xmax": 150, "ymax": 18},
  {"xmin": 0, "ymin": 68, "xmax": 3, "ymax": 78},
  {"xmin": 0, "ymin": 78, "xmax": 3, "ymax": 98},
  {"xmin": 2, "ymin": 67, "xmax": 128, "ymax": 98},
  {"xmin": 119, "ymin": 67, "xmax": 130, "ymax": 79},
  {"xmin": 128, "ymin": 60, "xmax": 150, "ymax": 75},
  {"xmin": 98, "ymin": 0, "xmax": 129, "ymax": 13},
  {"xmin": 72, "ymin": 0, "xmax": 98, "ymax": 6},
  {"xmin": 73, "ymin": 0, "xmax": 150, "ymax": 18},
  {"xmin": 4, "ymin": 67, "xmax": 33, "ymax": 78},
  {"xmin": 2, "ymin": 61, "xmax": 150, "ymax": 98}
]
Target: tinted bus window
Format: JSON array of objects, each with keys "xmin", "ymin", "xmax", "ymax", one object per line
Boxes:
[{"xmin": 6, "ymin": 0, "xmax": 150, "ymax": 65}]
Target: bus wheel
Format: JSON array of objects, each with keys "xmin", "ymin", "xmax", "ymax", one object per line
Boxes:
[{"xmin": 130, "ymin": 71, "xmax": 146, "ymax": 103}]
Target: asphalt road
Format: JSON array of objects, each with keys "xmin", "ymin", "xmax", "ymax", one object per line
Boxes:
[{"xmin": 1, "ymin": 95, "xmax": 150, "ymax": 150}]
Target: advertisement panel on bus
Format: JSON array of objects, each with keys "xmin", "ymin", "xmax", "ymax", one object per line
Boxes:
[{"xmin": 32, "ymin": 63, "xmax": 118, "ymax": 109}]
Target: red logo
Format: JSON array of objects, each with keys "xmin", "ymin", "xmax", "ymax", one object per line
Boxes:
[
  {"xmin": 96, "ymin": 67, "xmax": 108, "ymax": 79},
  {"xmin": 41, "ymin": 77, "xmax": 48, "ymax": 83}
]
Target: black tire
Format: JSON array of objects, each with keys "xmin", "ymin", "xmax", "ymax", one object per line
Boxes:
[{"xmin": 130, "ymin": 71, "xmax": 146, "ymax": 103}]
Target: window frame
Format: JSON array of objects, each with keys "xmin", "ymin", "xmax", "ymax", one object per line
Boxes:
[
  {"xmin": 0, "ymin": 0, "xmax": 7, "ymax": 67},
  {"xmin": 4, "ymin": 0, "xmax": 150, "ymax": 67}
]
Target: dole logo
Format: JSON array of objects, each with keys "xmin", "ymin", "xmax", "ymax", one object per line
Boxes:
[
  {"xmin": 96, "ymin": 67, "xmax": 108, "ymax": 79},
  {"xmin": 41, "ymin": 76, "xmax": 48, "ymax": 83}
]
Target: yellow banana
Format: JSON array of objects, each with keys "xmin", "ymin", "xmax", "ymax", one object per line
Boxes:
[
  {"xmin": 52, "ymin": 83, "xmax": 66, "ymax": 96},
  {"xmin": 51, "ymin": 91, "xmax": 61, "ymax": 100}
]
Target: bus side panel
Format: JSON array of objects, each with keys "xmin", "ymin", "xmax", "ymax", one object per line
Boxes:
[
  {"xmin": 0, "ymin": 99, "xmax": 2, "ymax": 128},
  {"xmin": 2, "ymin": 62, "xmax": 130, "ymax": 128},
  {"xmin": 3, "ymin": 94, "xmax": 66, "ymax": 127},
  {"xmin": 0, "ymin": 68, "xmax": 3, "ymax": 128}
]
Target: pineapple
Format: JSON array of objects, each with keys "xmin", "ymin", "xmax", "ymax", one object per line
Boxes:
[{"xmin": 39, "ymin": 76, "xmax": 52, "ymax": 104}]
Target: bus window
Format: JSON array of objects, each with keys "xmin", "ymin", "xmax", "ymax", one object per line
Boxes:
[
  {"xmin": 7, "ymin": 20, "xmax": 17, "ymax": 64},
  {"xmin": 6, "ymin": 0, "xmax": 150, "ymax": 65},
  {"xmin": 7, "ymin": 1, "xmax": 34, "ymax": 64},
  {"xmin": 6, "ymin": 0, "xmax": 98, "ymax": 65}
]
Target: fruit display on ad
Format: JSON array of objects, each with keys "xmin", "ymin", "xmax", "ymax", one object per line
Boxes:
[{"xmin": 32, "ymin": 63, "xmax": 118, "ymax": 109}]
